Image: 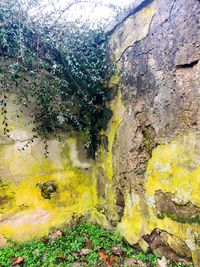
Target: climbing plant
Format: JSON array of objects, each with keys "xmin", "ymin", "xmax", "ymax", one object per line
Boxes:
[{"xmin": 0, "ymin": 0, "xmax": 116, "ymax": 157}]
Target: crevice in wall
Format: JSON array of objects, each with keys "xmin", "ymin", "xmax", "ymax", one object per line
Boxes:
[
  {"xmin": 176, "ymin": 60, "xmax": 199, "ymax": 69},
  {"xmin": 115, "ymin": 13, "xmax": 156, "ymax": 63}
]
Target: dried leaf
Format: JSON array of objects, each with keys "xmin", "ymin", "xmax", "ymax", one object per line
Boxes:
[
  {"xmin": 80, "ymin": 248, "xmax": 90, "ymax": 256},
  {"xmin": 72, "ymin": 252, "xmax": 79, "ymax": 258},
  {"xmin": 11, "ymin": 256, "xmax": 24, "ymax": 264},
  {"xmin": 94, "ymin": 246, "xmax": 101, "ymax": 251},
  {"xmin": 158, "ymin": 256, "xmax": 167, "ymax": 267},
  {"xmin": 57, "ymin": 253, "xmax": 68, "ymax": 261},
  {"xmin": 123, "ymin": 258, "xmax": 136, "ymax": 266},
  {"xmin": 57, "ymin": 253, "xmax": 64, "ymax": 259},
  {"xmin": 99, "ymin": 251, "xmax": 107, "ymax": 263},
  {"xmin": 50, "ymin": 230, "xmax": 62, "ymax": 240},
  {"xmin": 84, "ymin": 235, "xmax": 90, "ymax": 243},
  {"xmin": 112, "ymin": 245, "xmax": 121, "ymax": 255},
  {"xmin": 86, "ymin": 242, "xmax": 93, "ymax": 249},
  {"xmin": 107, "ymin": 255, "xmax": 118, "ymax": 266},
  {"xmin": 72, "ymin": 262, "xmax": 82, "ymax": 267},
  {"xmin": 138, "ymin": 260, "xmax": 147, "ymax": 267},
  {"xmin": 106, "ymin": 257, "xmax": 111, "ymax": 267},
  {"xmin": 121, "ymin": 251, "xmax": 126, "ymax": 259}
]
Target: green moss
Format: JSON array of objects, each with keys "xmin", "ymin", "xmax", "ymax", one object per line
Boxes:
[
  {"xmin": 157, "ymin": 211, "xmax": 200, "ymax": 225},
  {"xmin": 142, "ymin": 128, "xmax": 154, "ymax": 157},
  {"xmin": 142, "ymin": 127, "xmax": 160, "ymax": 157}
]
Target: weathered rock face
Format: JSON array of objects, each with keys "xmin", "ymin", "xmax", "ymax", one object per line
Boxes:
[
  {"xmin": 0, "ymin": 90, "xmax": 124, "ymax": 242},
  {"xmin": 1, "ymin": 0, "xmax": 200, "ymax": 265},
  {"xmin": 109, "ymin": 0, "xmax": 200, "ymax": 265},
  {"xmin": 0, "ymin": 96, "xmax": 98, "ymax": 241}
]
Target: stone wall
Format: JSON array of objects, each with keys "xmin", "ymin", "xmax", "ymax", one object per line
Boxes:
[
  {"xmin": 0, "ymin": 90, "xmax": 123, "ymax": 243},
  {"xmin": 1, "ymin": 0, "xmax": 200, "ymax": 265},
  {"xmin": 109, "ymin": 0, "xmax": 200, "ymax": 265},
  {"xmin": 0, "ymin": 95, "xmax": 98, "ymax": 242}
]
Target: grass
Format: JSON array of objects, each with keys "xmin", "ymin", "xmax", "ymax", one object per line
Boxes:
[{"xmin": 0, "ymin": 223, "xmax": 193, "ymax": 267}]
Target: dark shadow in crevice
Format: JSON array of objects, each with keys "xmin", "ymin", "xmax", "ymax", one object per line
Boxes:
[{"xmin": 176, "ymin": 59, "xmax": 199, "ymax": 69}]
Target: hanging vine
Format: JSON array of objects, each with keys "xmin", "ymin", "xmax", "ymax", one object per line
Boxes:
[{"xmin": 0, "ymin": 0, "xmax": 117, "ymax": 158}]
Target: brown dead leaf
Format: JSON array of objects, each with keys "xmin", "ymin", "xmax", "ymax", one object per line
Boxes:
[
  {"xmin": 72, "ymin": 262, "xmax": 82, "ymax": 267},
  {"xmin": 123, "ymin": 258, "xmax": 136, "ymax": 266},
  {"xmin": 84, "ymin": 235, "xmax": 90, "ymax": 243},
  {"xmin": 80, "ymin": 248, "xmax": 90, "ymax": 256},
  {"xmin": 158, "ymin": 256, "xmax": 167, "ymax": 267},
  {"xmin": 138, "ymin": 260, "xmax": 147, "ymax": 267},
  {"xmin": 107, "ymin": 255, "xmax": 118, "ymax": 266},
  {"xmin": 57, "ymin": 253, "xmax": 64, "ymax": 259},
  {"xmin": 57, "ymin": 253, "xmax": 68, "ymax": 261},
  {"xmin": 11, "ymin": 256, "xmax": 24, "ymax": 264},
  {"xmin": 50, "ymin": 230, "xmax": 62, "ymax": 240},
  {"xmin": 121, "ymin": 251, "xmax": 126, "ymax": 259},
  {"xmin": 94, "ymin": 246, "xmax": 101, "ymax": 251},
  {"xmin": 106, "ymin": 258, "xmax": 111, "ymax": 267},
  {"xmin": 99, "ymin": 251, "xmax": 107, "ymax": 263},
  {"xmin": 112, "ymin": 245, "xmax": 121, "ymax": 255},
  {"xmin": 72, "ymin": 252, "xmax": 79, "ymax": 258},
  {"xmin": 86, "ymin": 242, "xmax": 93, "ymax": 249}
]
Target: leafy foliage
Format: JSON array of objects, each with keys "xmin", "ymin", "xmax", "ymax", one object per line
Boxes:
[
  {"xmin": 0, "ymin": 0, "xmax": 116, "ymax": 157},
  {"xmin": 0, "ymin": 223, "xmax": 191, "ymax": 267}
]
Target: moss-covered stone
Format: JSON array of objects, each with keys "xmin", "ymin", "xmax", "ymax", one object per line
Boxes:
[
  {"xmin": 117, "ymin": 133, "xmax": 200, "ymax": 265},
  {"xmin": 37, "ymin": 181, "xmax": 57, "ymax": 199},
  {"xmin": 157, "ymin": 211, "xmax": 200, "ymax": 225},
  {"xmin": 0, "ymin": 179, "xmax": 15, "ymax": 214}
]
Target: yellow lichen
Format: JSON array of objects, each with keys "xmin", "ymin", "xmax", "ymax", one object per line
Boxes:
[
  {"xmin": 0, "ymin": 110, "xmax": 97, "ymax": 241},
  {"xmin": 103, "ymin": 90, "xmax": 125, "ymax": 180},
  {"xmin": 117, "ymin": 191, "xmax": 144, "ymax": 244},
  {"xmin": 98, "ymin": 90, "xmax": 125, "ymax": 220},
  {"xmin": 0, "ymin": 86, "xmax": 125, "ymax": 241},
  {"xmin": 118, "ymin": 132, "xmax": 200, "ymax": 265}
]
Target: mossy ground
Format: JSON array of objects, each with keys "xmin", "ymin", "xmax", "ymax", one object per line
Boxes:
[{"xmin": 0, "ymin": 223, "xmax": 192, "ymax": 267}]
